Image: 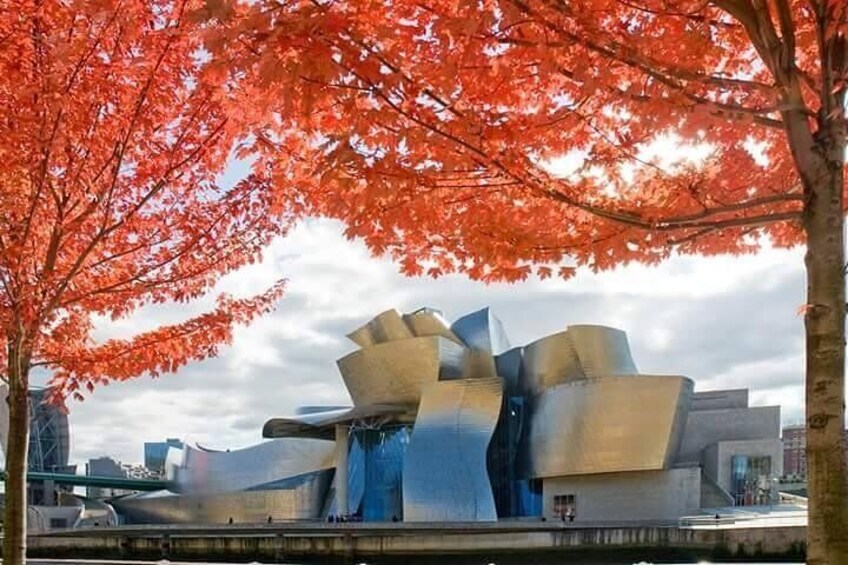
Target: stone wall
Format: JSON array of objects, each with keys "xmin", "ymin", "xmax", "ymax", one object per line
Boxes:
[
  {"xmin": 676, "ymin": 406, "xmax": 780, "ymax": 465},
  {"xmin": 541, "ymin": 467, "xmax": 701, "ymax": 522}
]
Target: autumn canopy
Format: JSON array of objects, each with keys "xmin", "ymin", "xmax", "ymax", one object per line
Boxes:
[{"xmin": 209, "ymin": 0, "xmax": 842, "ymax": 280}]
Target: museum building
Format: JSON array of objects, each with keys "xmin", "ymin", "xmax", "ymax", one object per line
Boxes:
[{"xmin": 113, "ymin": 307, "xmax": 782, "ymax": 524}]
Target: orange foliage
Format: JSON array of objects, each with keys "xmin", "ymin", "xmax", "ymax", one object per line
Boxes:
[
  {"xmin": 0, "ymin": 0, "xmax": 293, "ymax": 401},
  {"xmin": 207, "ymin": 0, "xmax": 846, "ymax": 282}
]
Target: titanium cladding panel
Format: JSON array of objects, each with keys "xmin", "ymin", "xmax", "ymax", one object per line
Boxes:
[
  {"xmin": 522, "ymin": 330, "xmax": 584, "ymax": 394},
  {"xmin": 113, "ymin": 470, "xmax": 332, "ymax": 524},
  {"xmin": 567, "ymin": 325, "xmax": 638, "ymax": 378},
  {"xmin": 347, "ymin": 309, "xmax": 413, "ymax": 347},
  {"xmin": 450, "ymin": 307, "xmax": 511, "ymax": 355},
  {"xmin": 521, "ymin": 326, "xmax": 639, "ymax": 396},
  {"xmin": 527, "ymin": 375, "xmax": 692, "ymax": 478},
  {"xmin": 337, "ymin": 336, "xmax": 466, "ymax": 405},
  {"xmin": 175, "ymin": 438, "xmax": 335, "ymax": 495},
  {"xmin": 403, "ymin": 378, "xmax": 502, "ymax": 522},
  {"xmin": 402, "ymin": 309, "xmax": 463, "ymax": 343},
  {"xmin": 262, "ymin": 404, "xmax": 407, "ymax": 439}
]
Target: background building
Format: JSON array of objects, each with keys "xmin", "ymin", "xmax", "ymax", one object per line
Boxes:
[
  {"xmin": 0, "ymin": 386, "xmax": 73, "ymax": 505},
  {"xmin": 782, "ymin": 425, "xmax": 807, "ymax": 479},
  {"xmin": 144, "ymin": 438, "xmax": 184, "ymax": 476},
  {"xmin": 781, "ymin": 424, "xmax": 848, "ymax": 481},
  {"xmin": 86, "ymin": 457, "xmax": 128, "ymax": 499}
]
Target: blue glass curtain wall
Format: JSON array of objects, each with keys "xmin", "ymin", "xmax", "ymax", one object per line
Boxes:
[
  {"xmin": 487, "ymin": 395, "xmax": 540, "ymax": 517},
  {"xmin": 353, "ymin": 425, "xmax": 410, "ymax": 521}
]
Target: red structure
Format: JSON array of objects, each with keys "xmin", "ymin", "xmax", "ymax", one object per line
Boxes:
[
  {"xmin": 782, "ymin": 426, "xmax": 807, "ymax": 480},
  {"xmin": 782, "ymin": 426, "xmax": 848, "ymax": 480}
]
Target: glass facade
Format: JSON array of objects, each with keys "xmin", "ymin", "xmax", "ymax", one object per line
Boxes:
[
  {"xmin": 488, "ymin": 395, "xmax": 541, "ymax": 517},
  {"xmin": 731, "ymin": 455, "xmax": 773, "ymax": 506},
  {"xmin": 350, "ymin": 425, "xmax": 410, "ymax": 521},
  {"xmin": 144, "ymin": 438, "xmax": 184, "ymax": 474}
]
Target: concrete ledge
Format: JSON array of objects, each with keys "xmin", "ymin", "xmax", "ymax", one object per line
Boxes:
[{"xmin": 28, "ymin": 523, "xmax": 806, "ymax": 563}]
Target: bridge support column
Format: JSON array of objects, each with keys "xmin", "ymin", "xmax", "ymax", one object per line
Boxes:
[{"xmin": 43, "ymin": 480, "xmax": 55, "ymax": 506}]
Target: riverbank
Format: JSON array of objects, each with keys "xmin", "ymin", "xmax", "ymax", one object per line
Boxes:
[{"xmin": 28, "ymin": 522, "xmax": 806, "ymax": 563}]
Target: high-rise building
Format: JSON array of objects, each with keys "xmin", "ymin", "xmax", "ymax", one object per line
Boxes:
[
  {"xmin": 143, "ymin": 438, "xmax": 183, "ymax": 475},
  {"xmin": 0, "ymin": 386, "xmax": 73, "ymax": 504}
]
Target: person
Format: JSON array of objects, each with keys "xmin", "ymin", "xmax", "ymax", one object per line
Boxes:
[
  {"xmin": 267, "ymin": 516, "xmax": 273, "ymax": 524},
  {"xmin": 566, "ymin": 507, "xmax": 575, "ymax": 522}
]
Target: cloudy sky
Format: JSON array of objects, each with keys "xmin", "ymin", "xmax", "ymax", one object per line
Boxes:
[{"xmin": 54, "ymin": 210, "xmax": 811, "ymax": 466}]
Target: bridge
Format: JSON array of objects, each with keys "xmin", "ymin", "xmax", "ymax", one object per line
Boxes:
[{"xmin": 2, "ymin": 470, "xmax": 169, "ymax": 491}]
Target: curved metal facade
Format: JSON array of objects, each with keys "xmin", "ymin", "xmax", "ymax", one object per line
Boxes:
[
  {"xmin": 113, "ymin": 469, "xmax": 332, "ymax": 524},
  {"xmin": 568, "ymin": 325, "xmax": 638, "ymax": 378},
  {"xmin": 174, "ymin": 438, "xmax": 335, "ymax": 495},
  {"xmin": 450, "ymin": 307, "xmax": 511, "ymax": 355},
  {"xmin": 337, "ymin": 336, "xmax": 465, "ymax": 406},
  {"xmin": 403, "ymin": 378, "xmax": 502, "ymax": 522},
  {"xmin": 522, "ymin": 330, "xmax": 583, "ymax": 395},
  {"xmin": 526, "ymin": 376, "xmax": 692, "ymax": 478},
  {"xmin": 263, "ymin": 404, "xmax": 408, "ymax": 439},
  {"xmin": 402, "ymin": 308, "xmax": 462, "ymax": 343},
  {"xmin": 521, "ymin": 325, "xmax": 639, "ymax": 396},
  {"xmin": 346, "ymin": 309, "xmax": 413, "ymax": 348}
]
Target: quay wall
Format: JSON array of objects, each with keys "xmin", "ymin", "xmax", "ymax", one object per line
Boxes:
[{"xmin": 28, "ymin": 523, "xmax": 806, "ymax": 563}]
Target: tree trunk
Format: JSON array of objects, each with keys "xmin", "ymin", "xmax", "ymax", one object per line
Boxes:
[
  {"xmin": 803, "ymin": 158, "xmax": 848, "ymax": 565},
  {"xmin": 3, "ymin": 340, "xmax": 30, "ymax": 565}
]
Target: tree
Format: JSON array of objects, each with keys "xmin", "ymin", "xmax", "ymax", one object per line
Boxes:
[
  {"xmin": 0, "ymin": 2, "xmax": 293, "ymax": 563},
  {"xmin": 210, "ymin": 0, "xmax": 847, "ymax": 562}
]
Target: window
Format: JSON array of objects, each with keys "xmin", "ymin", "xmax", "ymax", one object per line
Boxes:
[
  {"xmin": 730, "ymin": 455, "xmax": 773, "ymax": 506},
  {"xmin": 553, "ymin": 494, "xmax": 576, "ymax": 517},
  {"xmin": 49, "ymin": 518, "xmax": 67, "ymax": 529}
]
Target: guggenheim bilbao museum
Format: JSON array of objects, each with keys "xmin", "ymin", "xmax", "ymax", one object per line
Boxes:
[{"xmin": 114, "ymin": 307, "xmax": 782, "ymax": 524}]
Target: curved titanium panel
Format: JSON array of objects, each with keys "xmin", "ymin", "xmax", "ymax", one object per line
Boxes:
[
  {"xmin": 522, "ymin": 330, "xmax": 584, "ymax": 395},
  {"xmin": 526, "ymin": 376, "xmax": 692, "ymax": 478},
  {"xmin": 113, "ymin": 469, "xmax": 332, "ymax": 524},
  {"xmin": 262, "ymin": 404, "xmax": 408, "ymax": 439},
  {"xmin": 347, "ymin": 309, "xmax": 413, "ymax": 347},
  {"xmin": 174, "ymin": 438, "xmax": 335, "ymax": 495},
  {"xmin": 337, "ymin": 336, "xmax": 466, "ymax": 406},
  {"xmin": 567, "ymin": 325, "xmax": 638, "ymax": 377},
  {"xmin": 403, "ymin": 378, "xmax": 502, "ymax": 522},
  {"xmin": 450, "ymin": 308, "xmax": 511, "ymax": 355},
  {"xmin": 402, "ymin": 308, "xmax": 462, "ymax": 344}
]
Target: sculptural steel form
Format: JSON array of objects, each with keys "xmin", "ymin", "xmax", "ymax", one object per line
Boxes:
[
  {"xmin": 403, "ymin": 377, "xmax": 502, "ymax": 521},
  {"xmin": 110, "ymin": 307, "xmax": 782, "ymax": 525}
]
